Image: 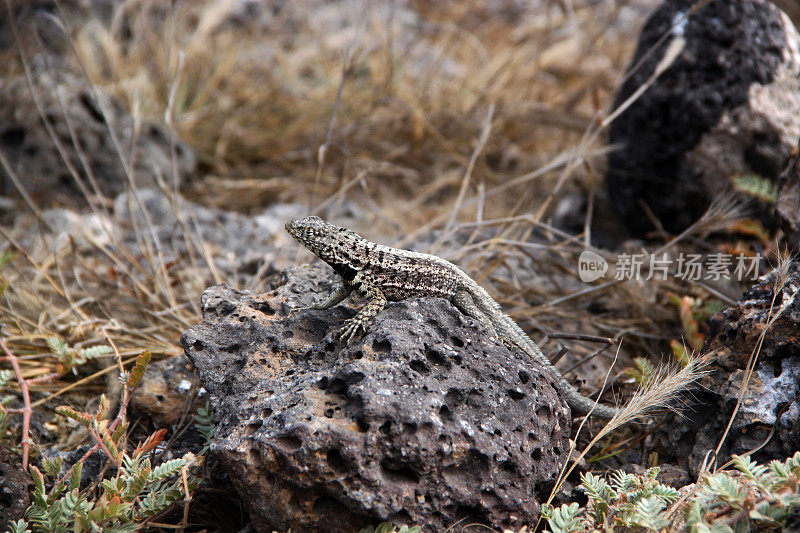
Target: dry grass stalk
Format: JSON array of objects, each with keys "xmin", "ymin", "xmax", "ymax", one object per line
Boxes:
[{"xmin": 0, "ymin": 337, "xmax": 32, "ymax": 469}]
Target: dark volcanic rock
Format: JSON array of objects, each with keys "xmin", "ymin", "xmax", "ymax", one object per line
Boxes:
[
  {"xmin": 181, "ymin": 264, "xmax": 571, "ymax": 532},
  {"xmin": 653, "ymin": 265, "xmax": 800, "ymax": 475},
  {"xmin": 775, "ymin": 140, "xmax": 800, "ymax": 249},
  {"xmin": 0, "ymin": 448, "xmax": 30, "ymax": 532},
  {"xmin": 41, "ymin": 444, "xmax": 111, "ymax": 491},
  {"xmin": 0, "ymin": 71, "xmax": 196, "ymax": 209},
  {"xmin": 606, "ymin": 0, "xmax": 800, "ymax": 236}
]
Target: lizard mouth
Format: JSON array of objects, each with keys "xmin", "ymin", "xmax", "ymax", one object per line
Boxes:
[{"xmin": 285, "ymin": 220, "xmax": 301, "ymax": 239}]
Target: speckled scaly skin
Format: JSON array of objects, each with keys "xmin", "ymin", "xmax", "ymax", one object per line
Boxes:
[{"xmin": 286, "ymin": 216, "xmax": 617, "ymax": 417}]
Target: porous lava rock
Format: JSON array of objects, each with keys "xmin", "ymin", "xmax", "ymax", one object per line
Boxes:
[
  {"xmin": 775, "ymin": 139, "xmax": 800, "ymax": 249},
  {"xmin": 606, "ymin": 0, "xmax": 800, "ymax": 236},
  {"xmin": 181, "ymin": 264, "xmax": 571, "ymax": 532},
  {"xmin": 653, "ymin": 265, "xmax": 800, "ymax": 475},
  {"xmin": 0, "ymin": 448, "xmax": 29, "ymax": 532},
  {"xmin": 0, "ymin": 71, "xmax": 195, "ymax": 209}
]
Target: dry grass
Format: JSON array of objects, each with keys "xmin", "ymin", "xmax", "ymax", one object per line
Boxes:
[{"xmin": 66, "ymin": 1, "xmax": 636, "ymax": 211}]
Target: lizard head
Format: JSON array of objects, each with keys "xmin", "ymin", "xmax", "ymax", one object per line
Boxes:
[{"xmin": 285, "ymin": 216, "xmax": 365, "ymax": 272}]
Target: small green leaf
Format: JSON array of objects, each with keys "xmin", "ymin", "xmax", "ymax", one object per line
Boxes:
[
  {"xmin": 6, "ymin": 518, "xmax": 30, "ymax": 533},
  {"xmin": 69, "ymin": 461, "xmax": 83, "ymax": 491},
  {"xmin": 56, "ymin": 405, "xmax": 94, "ymax": 426},
  {"xmin": 732, "ymin": 174, "xmax": 778, "ymax": 203},
  {"xmin": 41, "ymin": 455, "xmax": 63, "ymax": 478},
  {"xmin": 546, "ymin": 502, "xmax": 583, "ymax": 533},
  {"xmin": 29, "ymin": 465, "xmax": 45, "ymax": 496},
  {"xmin": 46, "ymin": 337, "xmax": 68, "ymax": 357},
  {"xmin": 126, "ymin": 350, "xmax": 151, "ymax": 390},
  {"xmin": 149, "ymin": 457, "xmax": 187, "ymax": 482},
  {"xmin": 0, "ymin": 369, "xmax": 14, "ymax": 390}
]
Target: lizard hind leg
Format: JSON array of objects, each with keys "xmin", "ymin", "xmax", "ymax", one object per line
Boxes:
[
  {"xmin": 452, "ymin": 290, "xmax": 498, "ymax": 338},
  {"xmin": 336, "ymin": 275, "xmax": 387, "ymax": 344}
]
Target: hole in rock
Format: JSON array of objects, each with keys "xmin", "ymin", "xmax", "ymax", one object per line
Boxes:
[
  {"xmin": 356, "ymin": 418, "xmax": 370, "ymax": 432},
  {"xmin": 326, "ymin": 449, "xmax": 346, "ymax": 472},
  {"xmin": 327, "ymin": 378, "xmax": 346, "ymax": 394},
  {"xmin": 372, "ymin": 339, "xmax": 391, "ymax": 353},
  {"xmin": 312, "ymin": 497, "xmax": 341, "ymax": 514},
  {"xmin": 409, "ymin": 360, "xmax": 430, "ymax": 374},
  {"xmin": 424, "ymin": 347, "xmax": 447, "ymax": 366},
  {"xmin": 501, "ymin": 460, "xmax": 516, "ymax": 473},
  {"xmin": 0, "ymin": 127, "xmax": 25, "ymax": 147},
  {"xmin": 276, "ymin": 435, "xmax": 302, "ymax": 450},
  {"xmin": 507, "ymin": 389, "xmax": 525, "ymax": 401},
  {"xmin": 445, "ymin": 388, "xmax": 462, "ymax": 407},
  {"xmin": 455, "ymin": 504, "xmax": 486, "ymax": 526},
  {"xmin": 380, "ymin": 460, "xmax": 420, "ymax": 484},
  {"xmin": 254, "ymin": 301, "xmax": 275, "ymax": 315}
]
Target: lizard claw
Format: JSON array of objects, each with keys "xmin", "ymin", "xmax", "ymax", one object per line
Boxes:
[{"xmin": 336, "ymin": 318, "xmax": 364, "ymax": 344}]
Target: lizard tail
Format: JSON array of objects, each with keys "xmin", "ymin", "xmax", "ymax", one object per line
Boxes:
[
  {"xmin": 472, "ymin": 288, "xmax": 706, "ymax": 421},
  {"xmin": 465, "ymin": 285, "xmax": 618, "ymax": 417}
]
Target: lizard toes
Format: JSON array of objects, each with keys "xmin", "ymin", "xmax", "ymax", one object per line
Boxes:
[
  {"xmin": 336, "ymin": 325, "xmax": 354, "ymax": 343},
  {"xmin": 337, "ymin": 320, "xmax": 363, "ymax": 344},
  {"xmin": 289, "ymin": 305, "xmax": 317, "ymax": 317}
]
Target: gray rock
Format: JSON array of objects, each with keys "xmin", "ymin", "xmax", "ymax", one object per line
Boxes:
[
  {"xmin": 11, "ymin": 189, "xmax": 307, "ymax": 285},
  {"xmin": 129, "ymin": 355, "xmax": 199, "ymax": 427},
  {"xmin": 181, "ymin": 264, "xmax": 571, "ymax": 532},
  {"xmin": 0, "ymin": 70, "xmax": 196, "ymax": 209},
  {"xmin": 606, "ymin": 0, "xmax": 800, "ymax": 235},
  {"xmin": 653, "ymin": 264, "xmax": 800, "ymax": 475},
  {"xmin": 113, "ymin": 188, "xmax": 306, "ymax": 276}
]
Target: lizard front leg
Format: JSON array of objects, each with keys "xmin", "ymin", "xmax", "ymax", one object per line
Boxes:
[
  {"xmin": 294, "ymin": 283, "xmax": 352, "ymax": 313},
  {"xmin": 337, "ymin": 273, "xmax": 387, "ymax": 344}
]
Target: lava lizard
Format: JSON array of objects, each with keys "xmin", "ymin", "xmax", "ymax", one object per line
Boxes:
[{"xmin": 286, "ymin": 215, "xmax": 618, "ymax": 417}]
